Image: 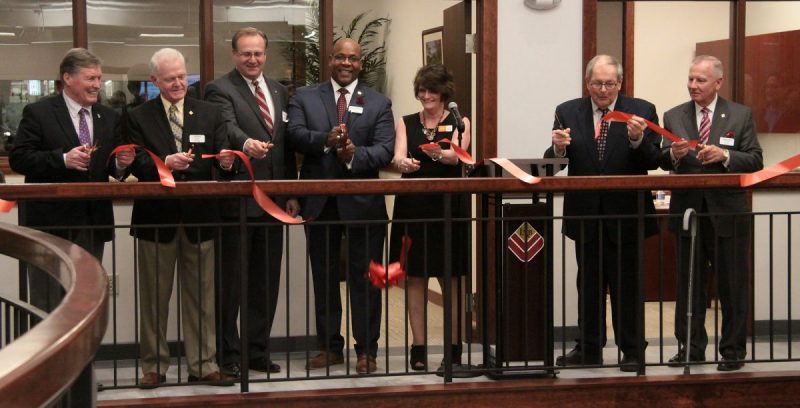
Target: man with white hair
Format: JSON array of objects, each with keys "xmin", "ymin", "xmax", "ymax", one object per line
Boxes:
[{"xmin": 127, "ymin": 48, "xmax": 235, "ymax": 387}]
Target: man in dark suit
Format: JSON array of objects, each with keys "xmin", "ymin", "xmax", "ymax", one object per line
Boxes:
[
  {"xmin": 661, "ymin": 55, "xmax": 763, "ymax": 371},
  {"xmin": 127, "ymin": 48, "xmax": 235, "ymax": 387},
  {"xmin": 544, "ymin": 54, "xmax": 661, "ymax": 371},
  {"xmin": 204, "ymin": 27, "xmax": 299, "ymax": 377},
  {"xmin": 10, "ymin": 48, "xmax": 134, "ymax": 312},
  {"xmin": 287, "ymin": 38, "xmax": 394, "ymax": 374}
]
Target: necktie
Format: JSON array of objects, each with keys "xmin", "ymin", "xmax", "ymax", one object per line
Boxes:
[
  {"xmin": 78, "ymin": 108, "xmax": 91, "ymax": 146},
  {"xmin": 168, "ymin": 104, "xmax": 183, "ymax": 151},
  {"xmin": 252, "ymin": 80, "xmax": 274, "ymax": 134},
  {"xmin": 337, "ymin": 88, "xmax": 349, "ymax": 124},
  {"xmin": 699, "ymin": 107, "xmax": 711, "ymax": 144},
  {"xmin": 597, "ymin": 108, "xmax": 610, "ymax": 160}
]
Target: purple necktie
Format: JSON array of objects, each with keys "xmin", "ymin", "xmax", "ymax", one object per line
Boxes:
[{"xmin": 78, "ymin": 108, "xmax": 91, "ymax": 146}]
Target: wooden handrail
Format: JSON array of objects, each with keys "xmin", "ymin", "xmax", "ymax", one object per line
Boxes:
[
  {"xmin": 0, "ymin": 223, "xmax": 108, "ymax": 407},
  {"xmin": 0, "ymin": 173, "xmax": 799, "ymax": 200}
]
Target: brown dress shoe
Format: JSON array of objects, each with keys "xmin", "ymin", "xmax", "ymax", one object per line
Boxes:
[
  {"xmin": 139, "ymin": 372, "xmax": 166, "ymax": 389},
  {"xmin": 188, "ymin": 371, "xmax": 236, "ymax": 387},
  {"xmin": 356, "ymin": 354, "xmax": 377, "ymax": 374},
  {"xmin": 306, "ymin": 351, "xmax": 344, "ymax": 370}
]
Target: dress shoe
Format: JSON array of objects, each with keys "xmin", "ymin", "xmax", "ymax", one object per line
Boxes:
[
  {"xmin": 717, "ymin": 356, "xmax": 744, "ymax": 372},
  {"xmin": 619, "ymin": 354, "xmax": 639, "ymax": 372},
  {"xmin": 250, "ymin": 357, "xmax": 281, "ymax": 373},
  {"xmin": 667, "ymin": 351, "xmax": 705, "ymax": 367},
  {"xmin": 356, "ymin": 354, "xmax": 377, "ymax": 374},
  {"xmin": 306, "ymin": 351, "xmax": 344, "ymax": 370},
  {"xmin": 555, "ymin": 348, "xmax": 602, "ymax": 366},
  {"xmin": 187, "ymin": 371, "xmax": 236, "ymax": 386},
  {"xmin": 220, "ymin": 362, "xmax": 241, "ymax": 378},
  {"xmin": 138, "ymin": 372, "xmax": 166, "ymax": 389}
]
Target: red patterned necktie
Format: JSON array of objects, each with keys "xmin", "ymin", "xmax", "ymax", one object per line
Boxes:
[
  {"xmin": 597, "ymin": 108, "xmax": 609, "ymax": 160},
  {"xmin": 699, "ymin": 107, "xmax": 710, "ymax": 144},
  {"xmin": 252, "ymin": 80, "xmax": 274, "ymax": 134},
  {"xmin": 337, "ymin": 88, "xmax": 349, "ymax": 124}
]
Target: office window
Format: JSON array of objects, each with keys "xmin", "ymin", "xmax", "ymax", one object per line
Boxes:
[{"xmin": 0, "ymin": 1, "xmax": 73, "ymax": 152}]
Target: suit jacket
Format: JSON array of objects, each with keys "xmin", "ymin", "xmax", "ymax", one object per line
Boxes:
[
  {"xmin": 9, "ymin": 94, "xmax": 120, "ymax": 242},
  {"xmin": 287, "ymin": 81, "xmax": 394, "ymax": 220},
  {"xmin": 204, "ymin": 69, "xmax": 296, "ymax": 217},
  {"xmin": 660, "ymin": 97, "xmax": 763, "ymax": 236},
  {"xmin": 127, "ymin": 96, "xmax": 229, "ymax": 243},
  {"xmin": 544, "ymin": 94, "xmax": 661, "ymax": 242}
]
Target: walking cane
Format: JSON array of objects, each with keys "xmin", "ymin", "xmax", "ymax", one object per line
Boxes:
[{"xmin": 682, "ymin": 208, "xmax": 697, "ymax": 375}]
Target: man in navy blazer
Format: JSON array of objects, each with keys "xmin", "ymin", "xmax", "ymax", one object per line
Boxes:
[
  {"xmin": 127, "ymin": 48, "xmax": 235, "ymax": 387},
  {"xmin": 544, "ymin": 55, "xmax": 661, "ymax": 371},
  {"xmin": 10, "ymin": 48, "xmax": 135, "ymax": 311},
  {"xmin": 660, "ymin": 55, "xmax": 763, "ymax": 371},
  {"xmin": 288, "ymin": 38, "xmax": 394, "ymax": 374},
  {"xmin": 204, "ymin": 27, "xmax": 299, "ymax": 377}
]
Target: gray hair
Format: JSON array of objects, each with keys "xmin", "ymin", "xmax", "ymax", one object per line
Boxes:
[
  {"xmin": 149, "ymin": 48, "xmax": 185, "ymax": 76},
  {"xmin": 59, "ymin": 48, "xmax": 102, "ymax": 78},
  {"xmin": 692, "ymin": 55, "xmax": 724, "ymax": 79},
  {"xmin": 585, "ymin": 54, "xmax": 623, "ymax": 82}
]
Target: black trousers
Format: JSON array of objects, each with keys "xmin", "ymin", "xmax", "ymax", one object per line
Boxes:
[
  {"xmin": 306, "ymin": 200, "xmax": 384, "ymax": 357},
  {"xmin": 218, "ymin": 215, "xmax": 284, "ymax": 365},
  {"xmin": 674, "ymin": 213, "xmax": 750, "ymax": 360},
  {"xmin": 573, "ymin": 221, "xmax": 642, "ymax": 357}
]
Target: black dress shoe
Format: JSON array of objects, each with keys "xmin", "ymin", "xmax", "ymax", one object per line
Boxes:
[
  {"xmin": 619, "ymin": 354, "xmax": 639, "ymax": 372},
  {"xmin": 555, "ymin": 348, "xmax": 602, "ymax": 366},
  {"xmin": 221, "ymin": 362, "xmax": 241, "ymax": 378},
  {"xmin": 667, "ymin": 351, "xmax": 705, "ymax": 367},
  {"xmin": 717, "ymin": 356, "xmax": 744, "ymax": 372},
  {"xmin": 250, "ymin": 357, "xmax": 281, "ymax": 373}
]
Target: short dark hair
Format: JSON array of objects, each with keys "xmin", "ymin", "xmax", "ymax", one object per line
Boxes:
[
  {"xmin": 232, "ymin": 27, "xmax": 268, "ymax": 50},
  {"xmin": 413, "ymin": 64, "xmax": 455, "ymax": 102},
  {"xmin": 59, "ymin": 48, "xmax": 102, "ymax": 78}
]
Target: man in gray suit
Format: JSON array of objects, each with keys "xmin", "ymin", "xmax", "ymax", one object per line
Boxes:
[
  {"xmin": 660, "ymin": 55, "xmax": 763, "ymax": 371},
  {"xmin": 204, "ymin": 27, "xmax": 299, "ymax": 378}
]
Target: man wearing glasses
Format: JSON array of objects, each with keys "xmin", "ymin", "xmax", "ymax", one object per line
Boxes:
[
  {"xmin": 204, "ymin": 26, "xmax": 298, "ymax": 379},
  {"xmin": 544, "ymin": 54, "xmax": 661, "ymax": 372},
  {"xmin": 288, "ymin": 38, "xmax": 394, "ymax": 374}
]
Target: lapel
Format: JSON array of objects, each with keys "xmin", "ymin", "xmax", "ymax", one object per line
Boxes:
[
  {"xmin": 231, "ymin": 70, "xmax": 271, "ymax": 136},
  {"xmin": 90, "ymin": 104, "xmax": 107, "ymax": 146},
  {"xmin": 680, "ymin": 101, "xmax": 700, "ymax": 141},
  {"xmin": 153, "ymin": 97, "xmax": 179, "ymax": 153},
  {"xmin": 602, "ymin": 95, "xmax": 626, "ymax": 165},
  {"xmin": 345, "ymin": 84, "xmax": 366, "ymax": 131},
  {"xmin": 183, "ymin": 97, "xmax": 197, "ymax": 149},
  {"xmin": 53, "ymin": 94, "xmax": 81, "ymax": 147},
  {"xmin": 577, "ymin": 97, "xmax": 601, "ymax": 169},
  {"xmin": 265, "ymin": 76, "xmax": 283, "ymax": 136},
  {"xmin": 709, "ymin": 97, "xmax": 729, "ymax": 146},
  {"xmin": 319, "ymin": 81, "xmax": 338, "ymax": 129}
]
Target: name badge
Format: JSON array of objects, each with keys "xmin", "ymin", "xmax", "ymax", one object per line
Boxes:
[
  {"xmin": 348, "ymin": 106, "xmax": 364, "ymax": 114},
  {"xmin": 189, "ymin": 134, "xmax": 206, "ymax": 143},
  {"xmin": 719, "ymin": 137, "xmax": 735, "ymax": 146},
  {"xmin": 282, "ymin": 110, "xmax": 288, "ymax": 122},
  {"xmin": 438, "ymin": 125, "xmax": 453, "ymax": 133}
]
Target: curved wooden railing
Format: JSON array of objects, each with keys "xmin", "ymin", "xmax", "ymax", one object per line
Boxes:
[{"xmin": 0, "ymin": 223, "xmax": 108, "ymax": 407}]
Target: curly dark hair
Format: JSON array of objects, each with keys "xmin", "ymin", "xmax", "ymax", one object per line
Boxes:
[{"xmin": 413, "ymin": 64, "xmax": 455, "ymax": 102}]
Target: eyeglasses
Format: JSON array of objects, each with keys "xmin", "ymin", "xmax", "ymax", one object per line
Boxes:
[
  {"xmin": 333, "ymin": 54, "xmax": 361, "ymax": 63},
  {"xmin": 237, "ymin": 51, "xmax": 265, "ymax": 59},
  {"xmin": 589, "ymin": 81, "xmax": 619, "ymax": 90}
]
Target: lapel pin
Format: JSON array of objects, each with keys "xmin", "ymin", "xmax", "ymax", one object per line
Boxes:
[
  {"xmin": 189, "ymin": 110, "xmax": 194, "ymax": 115},
  {"xmin": 721, "ymin": 113, "xmax": 726, "ymax": 118},
  {"xmin": 97, "ymin": 113, "xmax": 102, "ymax": 119}
]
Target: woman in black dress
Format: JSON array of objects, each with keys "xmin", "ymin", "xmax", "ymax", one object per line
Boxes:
[{"xmin": 390, "ymin": 64, "xmax": 471, "ymax": 371}]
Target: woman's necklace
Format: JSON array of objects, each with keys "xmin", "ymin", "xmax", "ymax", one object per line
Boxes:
[{"xmin": 420, "ymin": 109, "xmax": 445, "ymax": 141}]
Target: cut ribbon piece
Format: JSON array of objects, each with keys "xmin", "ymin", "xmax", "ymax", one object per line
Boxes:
[
  {"xmin": 202, "ymin": 150, "xmax": 302, "ymax": 225},
  {"xmin": 600, "ymin": 111, "xmax": 699, "ymax": 149},
  {"xmin": 419, "ymin": 138, "xmax": 475, "ymax": 165},
  {"xmin": 0, "ymin": 199, "xmax": 15, "ymax": 213},
  {"xmin": 110, "ymin": 144, "xmax": 175, "ymax": 188},
  {"xmin": 740, "ymin": 153, "xmax": 800, "ymax": 187},
  {"xmin": 368, "ymin": 235, "xmax": 411, "ymax": 289},
  {"xmin": 487, "ymin": 158, "xmax": 541, "ymax": 185}
]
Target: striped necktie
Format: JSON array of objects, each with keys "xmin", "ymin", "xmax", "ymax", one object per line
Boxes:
[
  {"xmin": 699, "ymin": 107, "xmax": 710, "ymax": 144},
  {"xmin": 252, "ymin": 80, "xmax": 274, "ymax": 134}
]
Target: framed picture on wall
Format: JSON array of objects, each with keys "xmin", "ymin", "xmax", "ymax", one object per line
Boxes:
[{"xmin": 422, "ymin": 26, "xmax": 443, "ymax": 65}]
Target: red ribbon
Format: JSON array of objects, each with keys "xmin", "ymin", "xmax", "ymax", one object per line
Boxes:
[
  {"xmin": 419, "ymin": 139, "xmax": 476, "ymax": 165},
  {"xmin": 0, "ymin": 199, "xmax": 14, "ymax": 213},
  {"xmin": 487, "ymin": 158, "xmax": 541, "ymax": 184},
  {"xmin": 110, "ymin": 144, "xmax": 175, "ymax": 188},
  {"xmin": 600, "ymin": 111, "xmax": 699, "ymax": 149},
  {"xmin": 368, "ymin": 235, "xmax": 411, "ymax": 289},
  {"xmin": 741, "ymin": 153, "xmax": 800, "ymax": 187},
  {"xmin": 202, "ymin": 150, "xmax": 302, "ymax": 225}
]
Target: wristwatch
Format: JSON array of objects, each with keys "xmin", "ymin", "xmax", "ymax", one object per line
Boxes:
[{"xmin": 723, "ymin": 149, "xmax": 730, "ymax": 161}]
